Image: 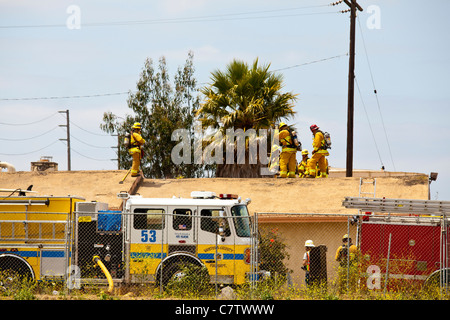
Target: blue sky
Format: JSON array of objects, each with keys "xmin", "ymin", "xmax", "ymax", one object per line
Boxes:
[{"xmin": 0, "ymin": 0, "xmax": 449, "ymax": 200}]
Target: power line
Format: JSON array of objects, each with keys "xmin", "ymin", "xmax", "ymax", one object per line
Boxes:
[
  {"xmin": 1, "ymin": 53, "xmax": 347, "ymax": 101},
  {"xmin": 69, "ymin": 120, "xmax": 112, "ymax": 136},
  {"xmin": 70, "ymin": 135, "xmax": 112, "ymax": 149},
  {"xmin": 59, "ymin": 140, "xmax": 114, "ymax": 162},
  {"xmin": 272, "ymin": 53, "xmax": 348, "ymax": 72},
  {"xmin": 0, "ymin": 92, "xmax": 128, "ymax": 101},
  {"xmin": 355, "ymin": 76, "xmax": 384, "ymax": 169},
  {"xmin": 357, "ymin": 16, "xmax": 396, "ymax": 171},
  {"xmin": 0, "ymin": 112, "xmax": 58, "ymax": 125},
  {"xmin": 0, "ymin": 5, "xmax": 337, "ymax": 29},
  {"xmin": 0, "ymin": 140, "xmax": 60, "ymax": 156},
  {"xmin": 0, "ymin": 126, "xmax": 59, "ymax": 141}
]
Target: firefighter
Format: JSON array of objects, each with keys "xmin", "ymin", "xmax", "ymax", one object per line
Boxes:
[
  {"xmin": 307, "ymin": 124, "xmax": 329, "ymax": 178},
  {"xmin": 335, "ymin": 234, "xmax": 358, "ymax": 265},
  {"xmin": 278, "ymin": 122, "xmax": 297, "ymax": 178},
  {"xmin": 128, "ymin": 122, "xmax": 146, "ymax": 177},
  {"xmin": 302, "ymin": 240, "xmax": 315, "ymax": 286},
  {"xmin": 298, "ymin": 149, "xmax": 310, "ymax": 178},
  {"xmin": 335, "ymin": 234, "xmax": 358, "ymax": 292}
]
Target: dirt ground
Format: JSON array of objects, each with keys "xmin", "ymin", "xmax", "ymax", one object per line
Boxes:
[{"xmin": 0, "ymin": 169, "xmax": 430, "ymax": 214}]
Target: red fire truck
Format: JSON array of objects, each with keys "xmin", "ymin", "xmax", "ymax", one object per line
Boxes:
[{"xmin": 342, "ymin": 197, "xmax": 450, "ymax": 290}]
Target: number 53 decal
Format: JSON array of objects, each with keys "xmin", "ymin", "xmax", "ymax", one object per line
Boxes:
[{"xmin": 141, "ymin": 230, "xmax": 156, "ymax": 242}]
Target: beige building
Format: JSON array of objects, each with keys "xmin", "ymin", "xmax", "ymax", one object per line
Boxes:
[{"xmin": 0, "ymin": 169, "xmax": 430, "ymax": 287}]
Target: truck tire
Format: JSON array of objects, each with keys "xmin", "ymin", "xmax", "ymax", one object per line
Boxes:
[{"xmin": 0, "ymin": 254, "xmax": 35, "ymax": 290}]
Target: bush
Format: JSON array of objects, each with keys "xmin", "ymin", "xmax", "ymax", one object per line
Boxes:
[{"xmin": 258, "ymin": 228, "xmax": 291, "ymax": 279}]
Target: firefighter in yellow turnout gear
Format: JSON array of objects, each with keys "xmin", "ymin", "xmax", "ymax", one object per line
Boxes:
[
  {"xmin": 128, "ymin": 122, "xmax": 146, "ymax": 177},
  {"xmin": 298, "ymin": 149, "xmax": 310, "ymax": 178},
  {"xmin": 278, "ymin": 123, "xmax": 297, "ymax": 178},
  {"xmin": 307, "ymin": 124, "xmax": 329, "ymax": 178}
]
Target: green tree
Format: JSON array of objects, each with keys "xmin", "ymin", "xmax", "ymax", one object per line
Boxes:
[
  {"xmin": 197, "ymin": 58, "xmax": 298, "ymax": 177},
  {"xmin": 100, "ymin": 52, "xmax": 203, "ymax": 178}
]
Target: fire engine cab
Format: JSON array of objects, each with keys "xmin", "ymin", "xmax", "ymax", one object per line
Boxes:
[{"xmin": 343, "ymin": 196, "xmax": 450, "ymax": 290}]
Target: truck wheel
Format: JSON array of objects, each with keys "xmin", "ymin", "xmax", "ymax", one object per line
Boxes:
[
  {"xmin": 0, "ymin": 254, "xmax": 34, "ymax": 291},
  {"xmin": 424, "ymin": 268, "xmax": 450, "ymax": 289},
  {"xmin": 162, "ymin": 261, "xmax": 190, "ymax": 287}
]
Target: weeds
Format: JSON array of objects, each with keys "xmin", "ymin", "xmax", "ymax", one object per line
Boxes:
[{"xmin": 1, "ymin": 265, "xmax": 450, "ymax": 300}]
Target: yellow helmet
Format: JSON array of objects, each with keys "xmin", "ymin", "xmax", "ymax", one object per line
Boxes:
[
  {"xmin": 301, "ymin": 149, "xmax": 309, "ymax": 155},
  {"xmin": 343, "ymin": 234, "xmax": 350, "ymax": 240},
  {"xmin": 132, "ymin": 122, "xmax": 142, "ymax": 130},
  {"xmin": 279, "ymin": 122, "xmax": 287, "ymax": 129}
]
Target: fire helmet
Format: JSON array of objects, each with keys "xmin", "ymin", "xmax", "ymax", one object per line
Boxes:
[
  {"xmin": 305, "ymin": 240, "xmax": 315, "ymax": 247},
  {"xmin": 132, "ymin": 122, "xmax": 142, "ymax": 130}
]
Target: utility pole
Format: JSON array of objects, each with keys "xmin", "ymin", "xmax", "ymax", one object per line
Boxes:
[
  {"xmin": 343, "ymin": 0, "xmax": 363, "ymax": 177},
  {"xmin": 58, "ymin": 110, "xmax": 71, "ymax": 171},
  {"xmin": 111, "ymin": 134, "xmax": 119, "ymax": 169}
]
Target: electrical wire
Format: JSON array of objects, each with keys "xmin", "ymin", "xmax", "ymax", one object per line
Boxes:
[
  {"xmin": 355, "ymin": 76, "xmax": 384, "ymax": 169},
  {"xmin": 70, "ymin": 147, "xmax": 115, "ymax": 162},
  {"xmin": 357, "ymin": 16, "xmax": 396, "ymax": 171},
  {"xmin": 272, "ymin": 53, "xmax": 348, "ymax": 72},
  {"xmin": 70, "ymin": 135, "xmax": 113, "ymax": 149},
  {"xmin": 0, "ymin": 140, "xmax": 60, "ymax": 156},
  {"xmin": 1, "ymin": 53, "xmax": 347, "ymax": 101},
  {"xmin": 0, "ymin": 126, "xmax": 59, "ymax": 141},
  {"xmin": 0, "ymin": 5, "xmax": 337, "ymax": 29},
  {"xmin": 0, "ymin": 112, "xmax": 58, "ymax": 125},
  {"xmin": 0, "ymin": 92, "xmax": 128, "ymax": 101},
  {"xmin": 69, "ymin": 120, "xmax": 112, "ymax": 137}
]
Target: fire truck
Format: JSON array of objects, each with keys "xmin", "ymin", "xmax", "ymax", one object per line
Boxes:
[
  {"xmin": 0, "ymin": 190, "xmax": 84, "ymax": 282},
  {"xmin": 342, "ymin": 196, "xmax": 450, "ymax": 290},
  {"xmin": 0, "ymin": 189, "xmax": 256, "ymax": 290}
]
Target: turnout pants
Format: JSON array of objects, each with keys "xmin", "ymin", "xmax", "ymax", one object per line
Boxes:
[
  {"xmin": 307, "ymin": 151, "xmax": 328, "ymax": 177},
  {"xmin": 129, "ymin": 147, "xmax": 142, "ymax": 177},
  {"xmin": 279, "ymin": 151, "xmax": 296, "ymax": 178}
]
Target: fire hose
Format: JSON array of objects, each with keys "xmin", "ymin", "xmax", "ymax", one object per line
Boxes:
[{"xmin": 92, "ymin": 255, "xmax": 114, "ymax": 293}]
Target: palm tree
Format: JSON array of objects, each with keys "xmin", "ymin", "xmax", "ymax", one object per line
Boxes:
[{"xmin": 197, "ymin": 58, "xmax": 298, "ymax": 177}]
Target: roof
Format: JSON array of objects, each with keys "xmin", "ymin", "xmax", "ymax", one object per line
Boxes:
[{"xmin": 0, "ymin": 170, "xmax": 430, "ymax": 215}]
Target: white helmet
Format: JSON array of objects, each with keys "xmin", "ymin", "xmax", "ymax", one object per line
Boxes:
[{"xmin": 305, "ymin": 240, "xmax": 315, "ymax": 247}]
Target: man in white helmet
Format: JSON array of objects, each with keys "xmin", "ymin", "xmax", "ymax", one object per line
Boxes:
[{"xmin": 302, "ymin": 240, "xmax": 315, "ymax": 286}]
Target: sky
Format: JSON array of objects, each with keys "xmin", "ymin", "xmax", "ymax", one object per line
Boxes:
[{"xmin": 0, "ymin": 0, "xmax": 449, "ymax": 200}]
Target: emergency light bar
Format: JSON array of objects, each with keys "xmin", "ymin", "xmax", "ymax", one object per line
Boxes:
[{"xmin": 219, "ymin": 194, "xmax": 238, "ymax": 200}]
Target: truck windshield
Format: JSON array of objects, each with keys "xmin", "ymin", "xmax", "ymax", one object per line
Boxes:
[{"xmin": 231, "ymin": 205, "xmax": 251, "ymax": 238}]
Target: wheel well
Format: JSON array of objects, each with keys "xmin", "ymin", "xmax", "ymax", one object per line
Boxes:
[
  {"xmin": 425, "ymin": 268, "xmax": 450, "ymax": 287},
  {"xmin": 0, "ymin": 254, "xmax": 35, "ymax": 281},
  {"xmin": 155, "ymin": 253, "xmax": 205, "ymax": 283}
]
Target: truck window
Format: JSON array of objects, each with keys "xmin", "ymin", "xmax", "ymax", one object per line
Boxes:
[
  {"xmin": 231, "ymin": 205, "xmax": 251, "ymax": 237},
  {"xmin": 173, "ymin": 209, "xmax": 192, "ymax": 230},
  {"xmin": 200, "ymin": 209, "xmax": 231, "ymax": 236},
  {"xmin": 133, "ymin": 208, "xmax": 165, "ymax": 230}
]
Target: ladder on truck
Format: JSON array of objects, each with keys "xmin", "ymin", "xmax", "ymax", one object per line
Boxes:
[
  {"xmin": 342, "ymin": 197, "xmax": 450, "ymax": 215},
  {"xmin": 343, "ymin": 196, "xmax": 450, "ymax": 291}
]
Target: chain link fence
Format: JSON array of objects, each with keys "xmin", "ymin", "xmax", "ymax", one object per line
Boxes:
[
  {"xmin": 254, "ymin": 212, "xmax": 450, "ymax": 298},
  {"xmin": 1, "ymin": 208, "xmax": 449, "ymax": 299}
]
